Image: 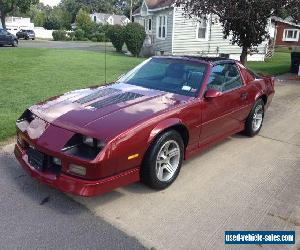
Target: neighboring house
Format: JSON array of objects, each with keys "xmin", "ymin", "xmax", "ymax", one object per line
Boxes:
[
  {"xmin": 90, "ymin": 13, "xmax": 130, "ymax": 26},
  {"xmin": 133, "ymin": 0, "xmax": 269, "ymax": 61},
  {"xmin": 4, "ymin": 16, "xmax": 34, "ymax": 35},
  {"xmin": 272, "ymin": 17, "xmax": 300, "ymax": 47}
]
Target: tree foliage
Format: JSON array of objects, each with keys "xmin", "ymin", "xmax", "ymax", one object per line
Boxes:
[
  {"xmin": 0, "ymin": 0, "xmax": 39, "ymax": 28},
  {"xmin": 176, "ymin": 0, "xmax": 300, "ymax": 64},
  {"xmin": 76, "ymin": 9, "xmax": 95, "ymax": 34},
  {"xmin": 124, "ymin": 22, "xmax": 146, "ymax": 57}
]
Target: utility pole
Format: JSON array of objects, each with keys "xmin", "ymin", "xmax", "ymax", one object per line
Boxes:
[{"xmin": 130, "ymin": 0, "xmax": 133, "ymax": 22}]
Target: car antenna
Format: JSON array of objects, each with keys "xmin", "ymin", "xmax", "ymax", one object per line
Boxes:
[{"xmin": 104, "ymin": 32, "xmax": 107, "ymax": 84}]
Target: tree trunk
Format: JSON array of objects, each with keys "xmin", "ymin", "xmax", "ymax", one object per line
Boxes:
[
  {"xmin": 240, "ymin": 46, "xmax": 248, "ymax": 65},
  {"xmin": 0, "ymin": 11, "xmax": 6, "ymax": 29}
]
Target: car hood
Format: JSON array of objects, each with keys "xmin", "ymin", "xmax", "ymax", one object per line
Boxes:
[{"xmin": 29, "ymin": 83, "xmax": 190, "ymax": 140}]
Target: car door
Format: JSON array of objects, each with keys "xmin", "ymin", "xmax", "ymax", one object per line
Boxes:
[
  {"xmin": 0, "ymin": 30, "xmax": 6, "ymax": 44},
  {"xmin": 199, "ymin": 63, "xmax": 246, "ymax": 145}
]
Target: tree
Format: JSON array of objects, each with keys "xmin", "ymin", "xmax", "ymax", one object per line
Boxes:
[
  {"xmin": 59, "ymin": 0, "xmax": 82, "ymax": 23},
  {"xmin": 116, "ymin": 0, "xmax": 142, "ymax": 19},
  {"xmin": 76, "ymin": 8, "xmax": 94, "ymax": 34},
  {"xmin": 279, "ymin": 0, "xmax": 300, "ymax": 21},
  {"xmin": 0, "ymin": 0, "xmax": 39, "ymax": 29},
  {"xmin": 176, "ymin": 0, "xmax": 300, "ymax": 64}
]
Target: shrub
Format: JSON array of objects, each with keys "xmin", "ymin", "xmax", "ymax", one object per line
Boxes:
[
  {"xmin": 52, "ymin": 30, "xmax": 68, "ymax": 41},
  {"xmin": 74, "ymin": 29, "xmax": 85, "ymax": 41},
  {"xmin": 91, "ymin": 37, "xmax": 98, "ymax": 42},
  {"xmin": 107, "ymin": 25, "xmax": 125, "ymax": 52},
  {"xmin": 124, "ymin": 23, "xmax": 146, "ymax": 57},
  {"xmin": 68, "ymin": 32, "xmax": 75, "ymax": 41},
  {"xmin": 94, "ymin": 32, "xmax": 104, "ymax": 42}
]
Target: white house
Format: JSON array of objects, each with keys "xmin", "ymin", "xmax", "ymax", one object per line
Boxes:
[
  {"xmin": 133, "ymin": 0, "xmax": 270, "ymax": 61},
  {"xmin": 4, "ymin": 16, "xmax": 34, "ymax": 35},
  {"xmin": 90, "ymin": 13, "xmax": 130, "ymax": 26}
]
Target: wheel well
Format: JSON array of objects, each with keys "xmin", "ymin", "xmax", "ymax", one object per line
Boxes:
[
  {"xmin": 141, "ymin": 124, "xmax": 189, "ymax": 170},
  {"xmin": 169, "ymin": 124, "xmax": 189, "ymax": 148},
  {"xmin": 260, "ymin": 95, "xmax": 268, "ymax": 105}
]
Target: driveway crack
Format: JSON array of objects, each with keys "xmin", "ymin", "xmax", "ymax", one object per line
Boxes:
[{"xmin": 258, "ymin": 135, "xmax": 300, "ymax": 147}]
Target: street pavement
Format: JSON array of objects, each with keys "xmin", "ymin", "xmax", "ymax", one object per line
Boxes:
[
  {"xmin": 0, "ymin": 77, "xmax": 299, "ymax": 250},
  {"xmin": 0, "ymin": 39, "xmax": 116, "ymax": 52}
]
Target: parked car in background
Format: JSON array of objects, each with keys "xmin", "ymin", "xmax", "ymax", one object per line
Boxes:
[
  {"xmin": 0, "ymin": 29, "xmax": 18, "ymax": 47},
  {"xmin": 15, "ymin": 56, "xmax": 275, "ymax": 197},
  {"xmin": 16, "ymin": 29, "xmax": 35, "ymax": 40}
]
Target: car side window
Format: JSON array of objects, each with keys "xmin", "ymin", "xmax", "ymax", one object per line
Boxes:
[{"xmin": 207, "ymin": 63, "xmax": 243, "ymax": 93}]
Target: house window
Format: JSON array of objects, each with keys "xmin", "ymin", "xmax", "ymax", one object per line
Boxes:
[
  {"xmin": 157, "ymin": 16, "xmax": 167, "ymax": 39},
  {"xmin": 148, "ymin": 18, "xmax": 152, "ymax": 31},
  {"xmin": 94, "ymin": 16, "xmax": 97, "ymax": 22},
  {"xmin": 283, "ymin": 29, "xmax": 299, "ymax": 42},
  {"xmin": 144, "ymin": 18, "xmax": 152, "ymax": 32},
  {"xmin": 196, "ymin": 18, "xmax": 208, "ymax": 40}
]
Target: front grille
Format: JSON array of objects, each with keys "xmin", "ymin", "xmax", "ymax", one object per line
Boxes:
[
  {"xmin": 90, "ymin": 92, "xmax": 144, "ymax": 109},
  {"xmin": 76, "ymin": 88, "xmax": 121, "ymax": 104},
  {"xmin": 28, "ymin": 147, "xmax": 46, "ymax": 171},
  {"xmin": 27, "ymin": 147, "xmax": 61, "ymax": 174}
]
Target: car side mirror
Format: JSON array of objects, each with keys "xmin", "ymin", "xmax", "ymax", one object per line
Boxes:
[{"xmin": 205, "ymin": 89, "xmax": 222, "ymax": 99}]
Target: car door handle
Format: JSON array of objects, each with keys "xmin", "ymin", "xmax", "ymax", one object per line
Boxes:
[{"xmin": 241, "ymin": 92, "xmax": 248, "ymax": 99}]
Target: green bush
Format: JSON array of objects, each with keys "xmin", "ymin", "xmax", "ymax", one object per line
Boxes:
[
  {"xmin": 94, "ymin": 32, "xmax": 104, "ymax": 42},
  {"xmin": 68, "ymin": 32, "xmax": 75, "ymax": 41},
  {"xmin": 91, "ymin": 37, "xmax": 97, "ymax": 42},
  {"xmin": 74, "ymin": 29, "xmax": 85, "ymax": 41},
  {"xmin": 52, "ymin": 30, "xmax": 68, "ymax": 41},
  {"xmin": 107, "ymin": 25, "xmax": 124, "ymax": 52},
  {"xmin": 124, "ymin": 23, "xmax": 146, "ymax": 57}
]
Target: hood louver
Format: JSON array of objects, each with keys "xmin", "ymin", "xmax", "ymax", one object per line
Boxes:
[
  {"xmin": 90, "ymin": 92, "xmax": 144, "ymax": 109},
  {"xmin": 76, "ymin": 88, "xmax": 121, "ymax": 105}
]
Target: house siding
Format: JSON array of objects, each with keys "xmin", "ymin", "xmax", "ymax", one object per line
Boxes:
[
  {"xmin": 275, "ymin": 22, "xmax": 300, "ymax": 47},
  {"xmin": 172, "ymin": 7, "xmax": 268, "ymax": 61},
  {"xmin": 151, "ymin": 9, "xmax": 173, "ymax": 54},
  {"xmin": 135, "ymin": 9, "xmax": 174, "ymax": 54}
]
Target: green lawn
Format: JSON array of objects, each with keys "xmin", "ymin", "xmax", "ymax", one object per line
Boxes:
[
  {"xmin": 0, "ymin": 48, "xmax": 143, "ymax": 141},
  {"xmin": 0, "ymin": 48, "xmax": 292, "ymax": 142},
  {"xmin": 247, "ymin": 49, "xmax": 291, "ymax": 75}
]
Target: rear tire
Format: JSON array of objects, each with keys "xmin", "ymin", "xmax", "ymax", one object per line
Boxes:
[
  {"xmin": 244, "ymin": 99, "xmax": 265, "ymax": 137},
  {"xmin": 141, "ymin": 130, "xmax": 184, "ymax": 190}
]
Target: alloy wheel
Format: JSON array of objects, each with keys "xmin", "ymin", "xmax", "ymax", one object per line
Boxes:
[
  {"xmin": 252, "ymin": 104, "xmax": 264, "ymax": 132},
  {"xmin": 156, "ymin": 140, "xmax": 180, "ymax": 182}
]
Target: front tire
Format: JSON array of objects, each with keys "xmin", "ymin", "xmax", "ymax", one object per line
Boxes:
[
  {"xmin": 141, "ymin": 130, "xmax": 184, "ymax": 190},
  {"xmin": 12, "ymin": 40, "xmax": 18, "ymax": 47},
  {"xmin": 244, "ymin": 99, "xmax": 265, "ymax": 137}
]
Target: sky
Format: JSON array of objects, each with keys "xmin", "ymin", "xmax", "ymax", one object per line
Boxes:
[{"xmin": 40, "ymin": 0, "xmax": 61, "ymax": 7}]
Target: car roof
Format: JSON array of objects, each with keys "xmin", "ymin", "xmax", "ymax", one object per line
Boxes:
[{"xmin": 152, "ymin": 56, "xmax": 237, "ymax": 66}]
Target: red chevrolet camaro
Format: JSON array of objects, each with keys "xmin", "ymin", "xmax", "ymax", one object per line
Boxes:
[{"xmin": 15, "ymin": 56, "xmax": 275, "ymax": 197}]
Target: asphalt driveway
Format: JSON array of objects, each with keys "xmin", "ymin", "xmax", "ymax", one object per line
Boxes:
[{"xmin": 0, "ymin": 76, "xmax": 299, "ymax": 249}]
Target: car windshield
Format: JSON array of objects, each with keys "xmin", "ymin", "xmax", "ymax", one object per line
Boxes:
[{"xmin": 118, "ymin": 58, "xmax": 207, "ymax": 97}]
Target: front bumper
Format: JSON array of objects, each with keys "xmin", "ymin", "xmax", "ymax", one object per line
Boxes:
[{"xmin": 14, "ymin": 143, "xmax": 140, "ymax": 197}]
